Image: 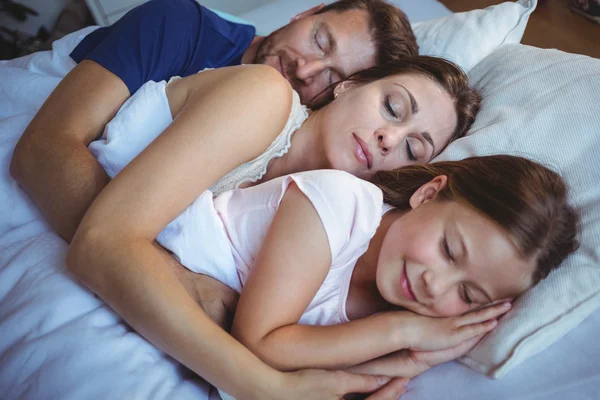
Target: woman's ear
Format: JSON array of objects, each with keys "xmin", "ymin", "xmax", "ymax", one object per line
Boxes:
[
  {"xmin": 333, "ymin": 80, "xmax": 358, "ymax": 99},
  {"xmin": 291, "ymin": 4, "xmax": 325, "ymax": 21},
  {"xmin": 409, "ymin": 175, "xmax": 448, "ymax": 209}
]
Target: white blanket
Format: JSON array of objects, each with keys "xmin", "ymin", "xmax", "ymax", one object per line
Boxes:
[
  {"xmin": 1, "ymin": 26, "xmax": 598, "ymax": 400},
  {"xmin": 0, "ymin": 28, "xmax": 214, "ymax": 400}
]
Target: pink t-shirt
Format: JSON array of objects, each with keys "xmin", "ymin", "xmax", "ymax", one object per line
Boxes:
[{"xmin": 157, "ymin": 170, "xmax": 386, "ymax": 326}]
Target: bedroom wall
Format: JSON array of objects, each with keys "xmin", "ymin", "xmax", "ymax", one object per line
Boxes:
[
  {"xmin": 0, "ymin": 0, "xmax": 70, "ymax": 36},
  {"xmin": 200, "ymin": 0, "xmax": 278, "ymax": 15}
]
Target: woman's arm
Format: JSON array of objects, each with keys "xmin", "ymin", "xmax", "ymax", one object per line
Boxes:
[
  {"xmin": 232, "ymin": 184, "xmax": 509, "ymax": 371},
  {"xmin": 67, "ymin": 65, "xmax": 297, "ymax": 398}
]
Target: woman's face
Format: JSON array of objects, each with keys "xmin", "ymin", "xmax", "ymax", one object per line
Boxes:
[
  {"xmin": 318, "ymin": 73, "xmax": 458, "ymax": 180},
  {"xmin": 376, "ymin": 177, "xmax": 535, "ymax": 317}
]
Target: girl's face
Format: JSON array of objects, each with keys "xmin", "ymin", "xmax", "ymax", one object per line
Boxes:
[
  {"xmin": 317, "ymin": 73, "xmax": 458, "ymax": 180},
  {"xmin": 376, "ymin": 177, "xmax": 535, "ymax": 317}
]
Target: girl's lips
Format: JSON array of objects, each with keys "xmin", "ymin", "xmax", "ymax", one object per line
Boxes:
[
  {"xmin": 353, "ymin": 134, "xmax": 373, "ymax": 169},
  {"xmin": 400, "ymin": 262, "xmax": 417, "ymax": 302}
]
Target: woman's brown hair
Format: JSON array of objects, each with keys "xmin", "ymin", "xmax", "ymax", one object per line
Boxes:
[
  {"xmin": 314, "ymin": 56, "xmax": 481, "ymax": 156},
  {"xmin": 372, "ymin": 155, "xmax": 580, "ymax": 285}
]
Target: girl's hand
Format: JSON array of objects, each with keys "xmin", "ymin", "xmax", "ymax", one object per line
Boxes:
[{"xmin": 404, "ymin": 302, "xmax": 511, "ymax": 352}]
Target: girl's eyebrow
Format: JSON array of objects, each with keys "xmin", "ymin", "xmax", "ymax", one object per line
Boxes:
[{"xmin": 455, "ymin": 224, "xmax": 493, "ymax": 303}]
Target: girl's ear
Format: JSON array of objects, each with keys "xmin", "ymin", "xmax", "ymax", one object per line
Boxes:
[
  {"xmin": 333, "ymin": 80, "xmax": 358, "ymax": 99},
  {"xmin": 409, "ymin": 175, "xmax": 448, "ymax": 209},
  {"xmin": 291, "ymin": 4, "xmax": 325, "ymax": 21}
]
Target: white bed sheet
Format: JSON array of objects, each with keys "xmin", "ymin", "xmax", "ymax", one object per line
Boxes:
[{"xmin": 1, "ymin": 5, "xmax": 598, "ymax": 400}]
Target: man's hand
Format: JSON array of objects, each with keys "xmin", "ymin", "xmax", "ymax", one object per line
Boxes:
[
  {"xmin": 279, "ymin": 370, "xmax": 407, "ymax": 400},
  {"xmin": 157, "ymin": 243, "xmax": 239, "ymax": 331},
  {"xmin": 10, "ymin": 60, "xmax": 129, "ymax": 242}
]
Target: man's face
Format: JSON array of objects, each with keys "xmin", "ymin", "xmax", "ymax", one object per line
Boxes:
[{"xmin": 254, "ymin": 9, "xmax": 377, "ymax": 107}]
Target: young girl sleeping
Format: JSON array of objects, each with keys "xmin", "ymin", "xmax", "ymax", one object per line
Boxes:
[{"xmin": 90, "ymin": 126, "xmax": 578, "ymax": 395}]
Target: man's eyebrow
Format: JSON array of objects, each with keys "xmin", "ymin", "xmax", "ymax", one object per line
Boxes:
[
  {"xmin": 318, "ymin": 21, "xmax": 345, "ymax": 77},
  {"xmin": 321, "ymin": 21, "xmax": 337, "ymax": 55}
]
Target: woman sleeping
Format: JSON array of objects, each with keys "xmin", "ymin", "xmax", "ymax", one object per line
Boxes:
[
  {"xmin": 66, "ymin": 57, "xmax": 492, "ymax": 400},
  {"xmin": 85, "ymin": 130, "xmax": 581, "ymax": 399}
]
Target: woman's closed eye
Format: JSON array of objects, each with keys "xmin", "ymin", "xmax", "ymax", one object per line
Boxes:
[
  {"xmin": 405, "ymin": 140, "xmax": 416, "ymax": 161},
  {"xmin": 384, "ymin": 96, "xmax": 401, "ymax": 119}
]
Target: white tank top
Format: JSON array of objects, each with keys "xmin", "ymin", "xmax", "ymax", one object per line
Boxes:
[{"xmin": 90, "ymin": 70, "xmax": 309, "ymax": 196}]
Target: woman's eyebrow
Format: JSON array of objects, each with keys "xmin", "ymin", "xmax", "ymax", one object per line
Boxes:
[
  {"xmin": 394, "ymin": 83, "xmax": 436, "ymax": 158},
  {"xmin": 422, "ymin": 132, "xmax": 436, "ymax": 159},
  {"xmin": 394, "ymin": 83, "xmax": 419, "ymax": 115}
]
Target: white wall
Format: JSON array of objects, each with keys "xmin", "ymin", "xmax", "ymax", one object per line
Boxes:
[
  {"xmin": 0, "ymin": 0, "xmax": 70, "ymax": 36},
  {"xmin": 199, "ymin": 0, "xmax": 277, "ymax": 15}
]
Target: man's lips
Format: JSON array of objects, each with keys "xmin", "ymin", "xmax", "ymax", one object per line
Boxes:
[
  {"xmin": 400, "ymin": 261, "xmax": 417, "ymax": 301},
  {"xmin": 353, "ymin": 134, "xmax": 373, "ymax": 169}
]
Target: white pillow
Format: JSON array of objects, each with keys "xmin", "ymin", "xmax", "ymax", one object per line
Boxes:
[
  {"xmin": 238, "ymin": 0, "xmax": 536, "ymax": 72},
  {"xmin": 433, "ymin": 44, "xmax": 600, "ymax": 378},
  {"xmin": 414, "ymin": 0, "xmax": 536, "ymax": 71}
]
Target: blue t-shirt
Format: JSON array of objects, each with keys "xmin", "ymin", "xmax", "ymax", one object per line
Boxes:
[{"xmin": 70, "ymin": 0, "xmax": 256, "ymax": 95}]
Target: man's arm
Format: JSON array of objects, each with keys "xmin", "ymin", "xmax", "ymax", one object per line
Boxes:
[{"xmin": 10, "ymin": 59, "xmax": 129, "ymax": 241}]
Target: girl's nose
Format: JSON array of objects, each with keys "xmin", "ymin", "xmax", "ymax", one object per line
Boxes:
[{"xmin": 422, "ymin": 269, "xmax": 451, "ymax": 298}]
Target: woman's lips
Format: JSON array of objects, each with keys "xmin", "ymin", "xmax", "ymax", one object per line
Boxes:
[
  {"xmin": 353, "ymin": 134, "xmax": 373, "ymax": 169},
  {"xmin": 400, "ymin": 262, "xmax": 417, "ymax": 302}
]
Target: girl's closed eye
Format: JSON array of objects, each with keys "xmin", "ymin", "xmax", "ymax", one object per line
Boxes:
[
  {"xmin": 443, "ymin": 235, "xmax": 454, "ymax": 262},
  {"xmin": 461, "ymin": 284, "xmax": 473, "ymax": 305}
]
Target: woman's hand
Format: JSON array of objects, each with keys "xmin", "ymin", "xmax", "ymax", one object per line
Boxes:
[
  {"xmin": 278, "ymin": 370, "xmax": 407, "ymax": 400},
  {"xmin": 403, "ymin": 302, "xmax": 511, "ymax": 352}
]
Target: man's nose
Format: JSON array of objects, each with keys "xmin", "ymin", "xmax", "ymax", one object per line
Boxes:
[{"xmin": 295, "ymin": 57, "xmax": 327, "ymax": 83}]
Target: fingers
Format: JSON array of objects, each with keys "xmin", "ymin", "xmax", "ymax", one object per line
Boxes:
[
  {"xmin": 337, "ymin": 372, "xmax": 392, "ymax": 395},
  {"xmin": 457, "ymin": 302, "xmax": 511, "ymax": 326},
  {"xmin": 365, "ymin": 377, "xmax": 409, "ymax": 400}
]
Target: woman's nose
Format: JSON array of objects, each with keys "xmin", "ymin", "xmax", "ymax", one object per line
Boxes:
[{"xmin": 377, "ymin": 128, "xmax": 403, "ymax": 154}]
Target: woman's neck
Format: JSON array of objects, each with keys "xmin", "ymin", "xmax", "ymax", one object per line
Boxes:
[
  {"xmin": 260, "ymin": 110, "xmax": 329, "ymax": 182},
  {"xmin": 346, "ymin": 210, "xmax": 404, "ymax": 321}
]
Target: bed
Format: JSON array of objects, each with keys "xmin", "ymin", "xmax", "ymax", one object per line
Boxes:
[{"xmin": 1, "ymin": 1, "xmax": 599, "ymax": 399}]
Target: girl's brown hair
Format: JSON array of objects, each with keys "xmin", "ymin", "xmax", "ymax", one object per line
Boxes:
[{"xmin": 372, "ymin": 155, "xmax": 580, "ymax": 285}]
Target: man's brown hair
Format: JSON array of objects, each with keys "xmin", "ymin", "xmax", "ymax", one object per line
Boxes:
[{"xmin": 316, "ymin": 0, "xmax": 419, "ymax": 62}]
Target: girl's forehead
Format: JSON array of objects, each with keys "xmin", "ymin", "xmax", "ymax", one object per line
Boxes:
[{"xmin": 448, "ymin": 202, "xmax": 535, "ymax": 299}]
